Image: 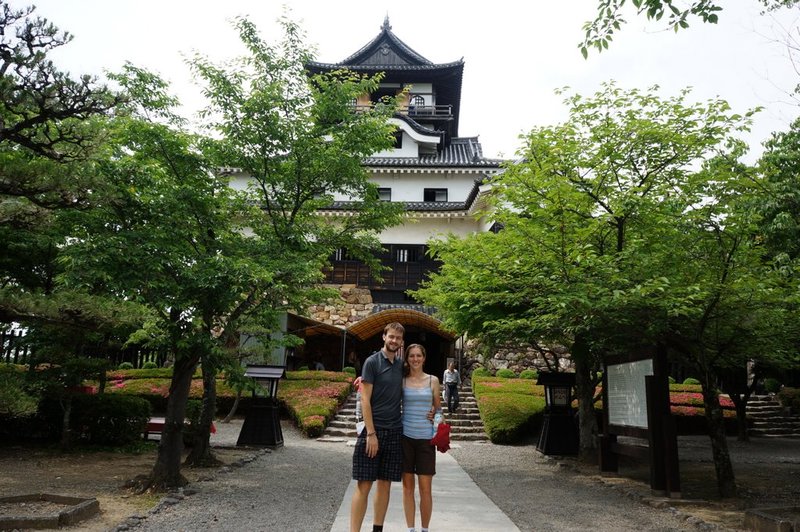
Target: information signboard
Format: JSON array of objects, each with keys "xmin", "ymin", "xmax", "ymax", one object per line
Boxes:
[{"xmin": 606, "ymin": 358, "xmax": 653, "ymax": 428}]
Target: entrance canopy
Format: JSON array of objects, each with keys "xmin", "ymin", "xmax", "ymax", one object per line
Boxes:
[
  {"xmin": 346, "ymin": 308, "xmax": 456, "ymax": 341},
  {"xmin": 288, "ymin": 308, "xmax": 455, "ymax": 342}
]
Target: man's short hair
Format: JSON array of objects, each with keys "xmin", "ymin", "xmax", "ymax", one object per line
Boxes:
[{"xmin": 384, "ymin": 322, "xmax": 405, "ymax": 335}]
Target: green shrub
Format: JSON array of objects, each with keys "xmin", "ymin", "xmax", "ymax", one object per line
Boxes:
[
  {"xmin": 343, "ymin": 366, "xmax": 356, "ymax": 375},
  {"xmin": 471, "ymin": 367, "xmax": 490, "ymax": 378},
  {"xmin": 472, "ymin": 377, "xmax": 543, "ymax": 397},
  {"xmin": 668, "ymin": 376, "xmax": 676, "ymax": 384},
  {"xmin": 519, "ymin": 369, "xmax": 538, "ymax": 380},
  {"xmin": 183, "ymin": 399, "xmax": 202, "ymax": 446},
  {"xmin": 764, "ymin": 378, "xmax": 782, "ymax": 394},
  {"xmin": 117, "ymin": 362, "xmax": 134, "ymax": 370},
  {"xmin": 71, "ymin": 394, "xmax": 151, "ymax": 445},
  {"xmin": 108, "ymin": 367, "xmax": 177, "ymax": 380},
  {"xmin": 0, "ymin": 365, "xmax": 38, "ymax": 417},
  {"xmin": 477, "ymin": 393, "xmax": 545, "ymax": 444},
  {"xmin": 496, "ymin": 368, "xmax": 517, "ymax": 379},
  {"xmin": 777, "ymin": 387, "xmax": 800, "ymax": 413},
  {"xmin": 141, "ymin": 361, "xmax": 158, "ymax": 369},
  {"xmin": 669, "ymin": 383, "xmax": 702, "ymax": 393},
  {"xmin": 683, "ymin": 377, "xmax": 701, "ymax": 385}
]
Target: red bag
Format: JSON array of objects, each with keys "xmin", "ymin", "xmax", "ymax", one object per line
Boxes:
[{"xmin": 430, "ymin": 422, "xmax": 451, "ymax": 453}]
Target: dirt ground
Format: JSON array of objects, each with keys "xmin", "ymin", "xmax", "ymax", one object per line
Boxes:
[
  {"xmin": 565, "ymin": 436, "xmax": 800, "ymax": 531},
  {"xmin": 0, "ymin": 442, "xmax": 254, "ymax": 531},
  {"xmin": 0, "ymin": 433, "xmax": 798, "ymax": 531}
]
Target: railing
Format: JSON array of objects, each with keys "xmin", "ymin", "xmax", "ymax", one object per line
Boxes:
[{"xmin": 351, "ymin": 104, "xmax": 452, "ymax": 118}]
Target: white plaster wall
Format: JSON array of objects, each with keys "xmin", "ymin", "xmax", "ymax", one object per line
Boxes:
[
  {"xmin": 372, "ymin": 131, "xmax": 419, "ymax": 158},
  {"xmin": 377, "ymin": 215, "xmax": 481, "ymax": 244},
  {"xmin": 227, "ymin": 173, "xmax": 251, "ymax": 191},
  {"xmin": 368, "ymin": 173, "xmax": 478, "ymax": 202}
]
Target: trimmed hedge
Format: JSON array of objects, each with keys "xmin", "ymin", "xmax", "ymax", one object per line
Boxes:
[
  {"xmin": 100, "ymin": 368, "xmax": 354, "ymax": 438},
  {"xmin": 472, "ymin": 375, "xmax": 546, "ymax": 444},
  {"xmin": 495, "ymin": 368, "xmax": 517, "ymax": 379},
  {"xmin": 476, "ymin": 392, "xmax": 545, "ymax": 444}
]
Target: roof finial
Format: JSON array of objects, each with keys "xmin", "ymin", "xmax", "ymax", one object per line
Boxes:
[{"xmin": 382, "ymin": 14, "xmax": 391, "ymax": 32}]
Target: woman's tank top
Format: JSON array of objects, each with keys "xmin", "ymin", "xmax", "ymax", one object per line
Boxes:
[{"xmin": 402, "ymin": 376, "xmax": 434, "ymax": 439}]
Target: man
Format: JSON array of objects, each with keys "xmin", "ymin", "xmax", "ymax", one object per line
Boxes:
[
  {"xmin": 350, "ymin": 322, "xmax": 405, "ymax": 532},
  {"xmin": 443, "ymin": 361, "xmax": 461, "ymax": 414}
]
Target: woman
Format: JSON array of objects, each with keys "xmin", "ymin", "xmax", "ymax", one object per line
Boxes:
[{"xmin": 401, "ymin": 344, "xmax": 442, "ymax": 532}]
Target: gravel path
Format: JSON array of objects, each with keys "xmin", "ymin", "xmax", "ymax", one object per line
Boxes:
[
  {"xmin": 450, "ymin": 441, "xmax": 693, "ymax": 532},
  {"xmin": 132, "ymin": 422, "xmax": 352, "ymax": 532},
  {"xmin": 124, "ymin": 422, "xmax": 720, "ymax": 532}
]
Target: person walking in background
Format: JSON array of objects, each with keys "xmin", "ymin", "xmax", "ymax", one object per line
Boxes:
[
  {"xmin": 443, "ymin": 361, "xmax": 460, "ymax": 414},
  {"xmin": 348, "ymin": 349, "xmax": 362, "ymax": 377},
  {"xmin": 402, "ymin": 344, "xmax": 441, "ymax": 532},
  {"xmin": 350, "ymin": 322, "xmax": 405, "ymax": 532}
]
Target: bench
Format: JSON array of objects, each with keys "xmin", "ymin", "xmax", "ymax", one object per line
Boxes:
[
  {"xmin": 143, "ymin": 417, "xmax": 216, "ymax": 440},
  {"xmin": 143, "ymin": 417, "xmax": 166, "ymax": 440}
]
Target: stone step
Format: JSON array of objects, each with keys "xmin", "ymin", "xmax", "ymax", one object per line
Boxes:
[
  {"xmin": 750, "ymin": 417, "xmax": 800, "ymax": 425},
  {"xmin": 748, "ymin": 408, "xmax": 784, "ymax": 414},
  {"xmin": 746, "ymin": 394, "xmax": 800, "ymax": 438},
  {"xmin": 750, "ymin": 428, "xmax": 800, "ymax": 437}
]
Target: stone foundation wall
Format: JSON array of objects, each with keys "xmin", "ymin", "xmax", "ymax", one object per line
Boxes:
[
  {"xmin": 307, "ymin": 287, "xmax": 574, "ymax": 377},
  {"xmin": 307, "ymin": 284, "xmax": 375, "ymax": 326},
  {"xmin": 463, "ymin": 339, "xmax": 573, "ymax": 376}
]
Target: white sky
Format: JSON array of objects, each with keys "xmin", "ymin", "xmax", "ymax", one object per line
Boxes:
[{"xmin": 11, "ymin": 1, "xmax": 800, "ymax": 161}]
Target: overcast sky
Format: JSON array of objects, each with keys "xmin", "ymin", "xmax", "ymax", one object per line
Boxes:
[{"xmin": 11, "ymin": 1, "xmax": 800, "ymax": 161}]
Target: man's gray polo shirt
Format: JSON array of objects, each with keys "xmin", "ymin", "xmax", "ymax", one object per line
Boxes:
[{"xmin": 361, "ymin": 349, "xmax": 403, "ymax": 430}]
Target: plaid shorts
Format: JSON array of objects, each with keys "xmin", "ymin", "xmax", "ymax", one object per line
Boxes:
[
  {"xmin": 402, "ymin": 435, "xmax": 436, "ymax": 476},
  {"xmin": 352, "ymin": 427, "xmax": 403, "ymax": 482}
]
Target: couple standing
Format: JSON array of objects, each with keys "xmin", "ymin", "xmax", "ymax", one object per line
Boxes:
[{"xmin": 350, "ymin": 322, "xmax": 442, "ymax": 532}]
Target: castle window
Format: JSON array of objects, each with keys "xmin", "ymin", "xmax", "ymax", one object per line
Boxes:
[
  {"xmin": 378, "ymin": 188, "xmax": 392, "ymax": 201},
  {"xmin": 393, "ymin": 131, "xmax": 403, "ymax": 148},
  {"xmin": 411, "ymin": 95, "xmax": 425, "ymax": 106},
  {"xmin": 395, "ymin": 246, "xmax": 419, "ymax": 262},
  {"xmin": 423, "ymin": 188, "xmax": 448, "ymax": 202}
]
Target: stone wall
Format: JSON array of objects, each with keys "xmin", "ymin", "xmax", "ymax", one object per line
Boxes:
[
  {"xmin": 463, "ymin": 339, "xmax": 573, "ymax": 376},
  {"xmin": 307, "ymin": 284, "xmax": 374, "ymax": 326}
]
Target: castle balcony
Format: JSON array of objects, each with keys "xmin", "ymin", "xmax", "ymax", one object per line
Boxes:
[{"xmin": 352, "ymin": 104, "xmax": 452, "ymax": 118}]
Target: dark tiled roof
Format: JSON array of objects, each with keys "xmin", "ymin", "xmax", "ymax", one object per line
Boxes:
[
  {"xmin": 365, "ymin": 137, "xmax": 504, "ymax": 167},
  {"xmin": 324, "ymin": 200, "xmax": 471, "ymax": 212},
  {"xmin": 307, "ymin": 17, "xmax": 463, "ymax": 71},
  {"xmin": 395, "ymin": 114, "xmax": 442, "ymax": 137}
]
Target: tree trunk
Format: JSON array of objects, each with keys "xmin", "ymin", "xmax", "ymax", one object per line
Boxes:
[
  {"xmin": 222, "ymin": 389, "xmax": 242, "ymax": 423},
  {"xmin": 135, "ymin": 351, "xmax": 199, "ymax": 493},
  {"xmin": 59, "ymin": 396, "xmax": 73, "ymax": 451},
  {"xmin": 185, "ymin": 364, "xmax": 221, "ymax": 467},
  {"xmin": 733, "ymin": 399, "xmax": 749, "ymax": 442},
  {"xmin": 701, "ymin": 384, "xmax": 738, "ymax": 497},
  {"xmin": 574, "ymin": 356, "xmax": 598, "ymax": 462}
]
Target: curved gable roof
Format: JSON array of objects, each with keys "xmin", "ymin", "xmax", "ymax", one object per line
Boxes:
[
  {"xmin": 307, "ymin": 16, "xmax": 464, "ymax": 73},
  {"xmin": 341, "ymin": 16, "xmax": 433, "ymax": 67}
]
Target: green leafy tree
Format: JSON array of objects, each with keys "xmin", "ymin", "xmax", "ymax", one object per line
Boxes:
[
  {"xmin": 62, "ymin": 15, "xmax": 401, "ymax": 492},
  {"xmin": 581, "ymin": 0, "xmax": 799, "ymax": 57},
  {"xmin": 0, "ymin": 3, "xmax": 133, "ymax": 333},
  {"xmin": 417, "ymin": 83, "xmax": 790, "ymax": 496}
]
